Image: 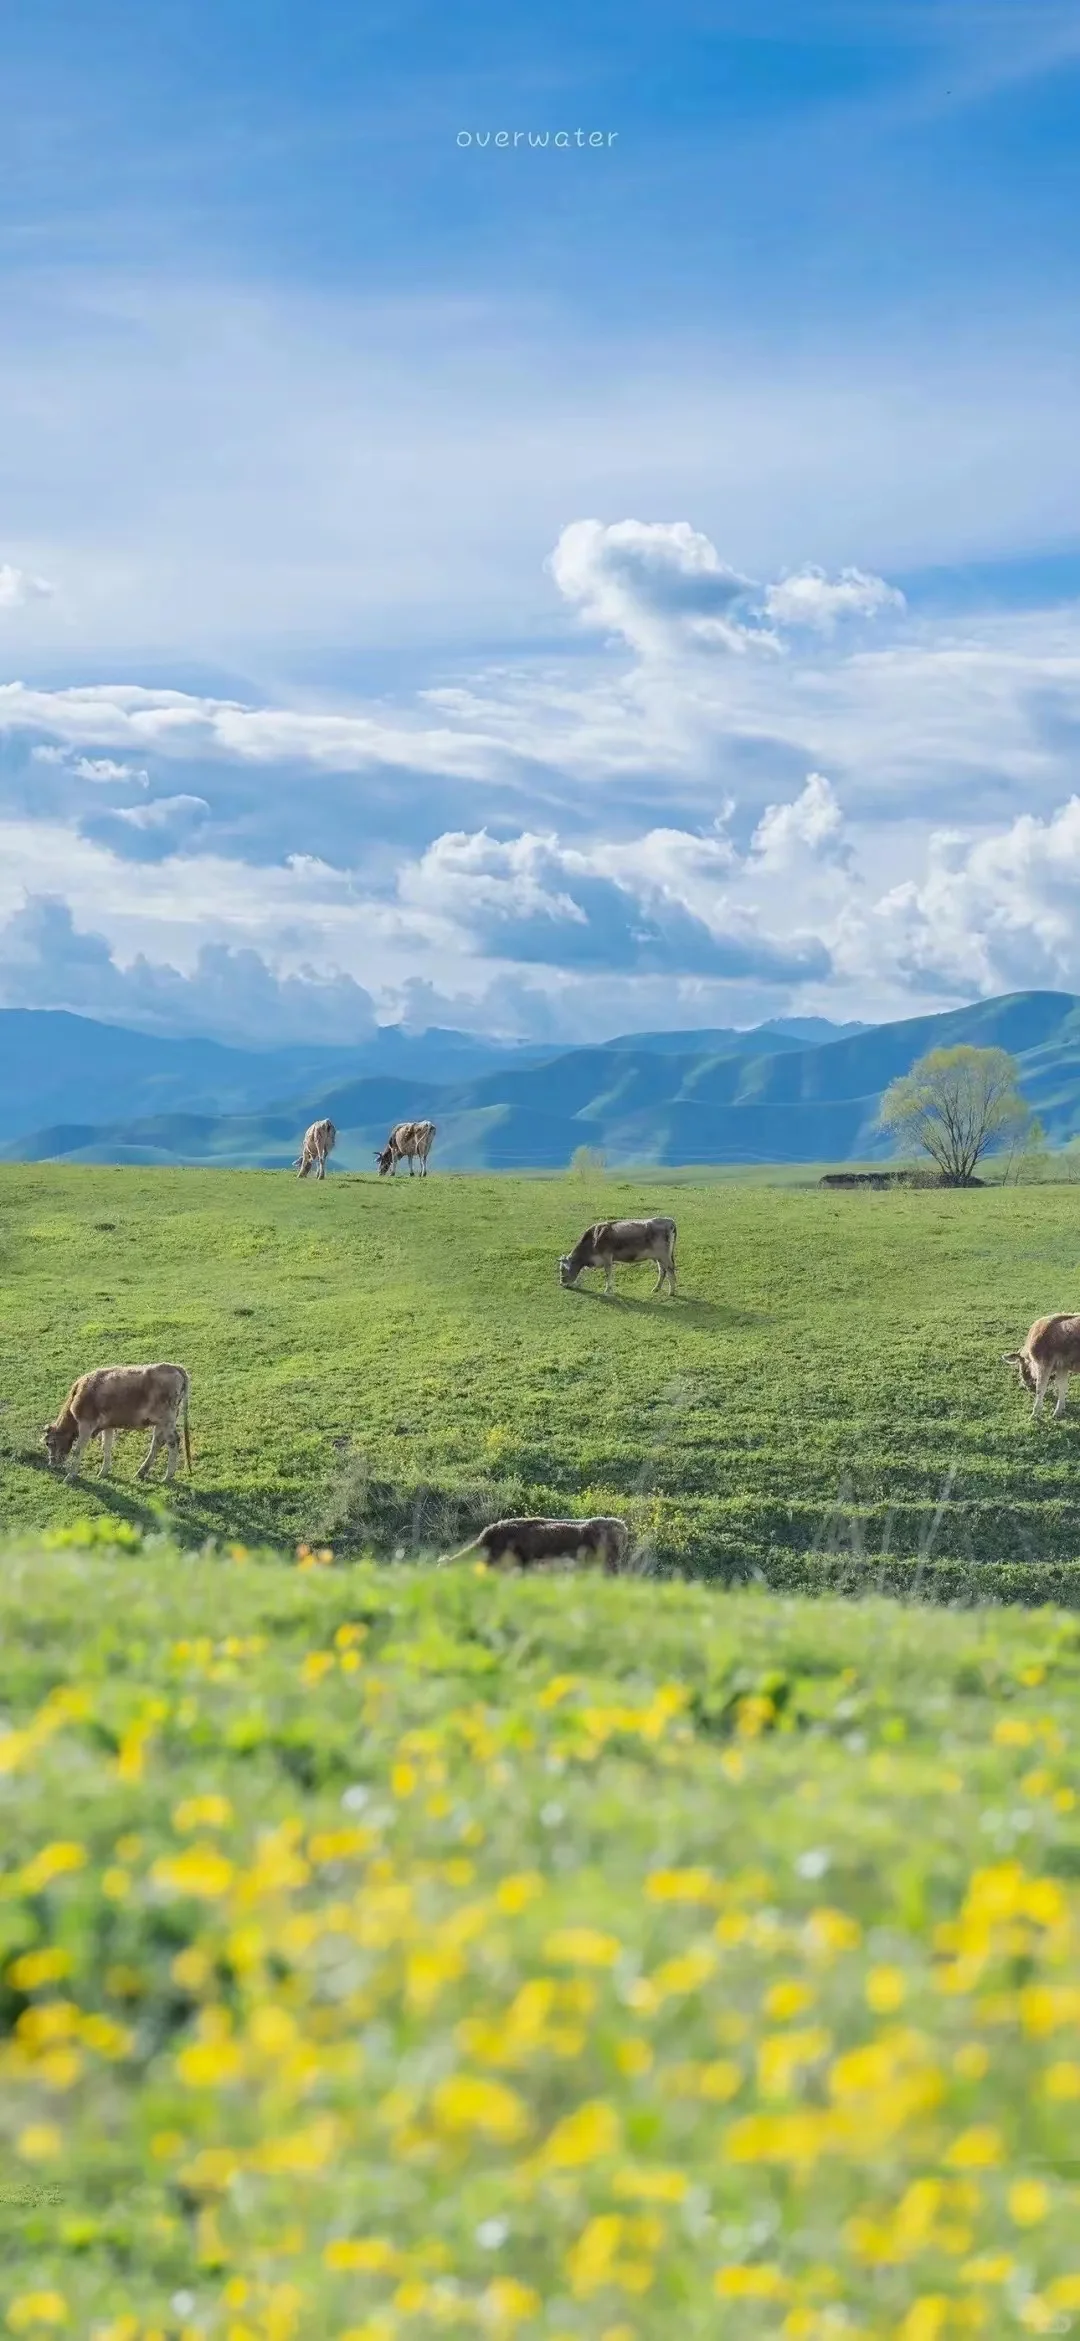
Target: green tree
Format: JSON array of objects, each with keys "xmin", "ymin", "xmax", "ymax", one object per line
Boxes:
[
  {"xmin": 570, "ymin": 1145, "xmax": 607, "ymax": 1178},
  {"xmin": 877, "ymin": 1045, "xmax": 1029, "ymax": 1187}
]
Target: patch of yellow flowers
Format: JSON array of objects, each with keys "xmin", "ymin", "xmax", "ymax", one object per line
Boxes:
[{"xmin": 2, "ymin": 1592, "xmax": 1080, "ymax": 2341}]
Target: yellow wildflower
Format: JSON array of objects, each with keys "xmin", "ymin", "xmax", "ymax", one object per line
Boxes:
[
  {"xmin": 714, "ymin": 2266, "xmax": 789, "ymax": 2299},
  {"xmin": 897, "ymin": 2303, "xmax": 949, "ymax": 2341},
  {"xmin": 1046, "ymin": 2279, "xmax": 1080, "ymax": 2312},
  {"xmin": 1044, "ymin": 2060, "xmax": 1080, "ymax": 2099},
  {"xmin": 804, "ymin": 1907, "xmax": 862, "ymax": 1956},
  {"xmin": 866, "ymin": 1966, "xmax": 906, "ymax": 2013},
  {"xmin": 944, "ymin": 2126, "xmax": 1004, "ymax": 2170},
  {"xmin": 959, "ymin": 2255, "xmax": 1016, "ymax": 2285},
  {"xmin": 6, "ymin": 2299, "xmax": 69, "ymax": 2332},
  {"xmin": 18, "ymin": 1843, "xmax": 87, "ymax": 1894},
  {"xmin": 430, "ymin": 2074, "xmax": 529, "ymax": 2142},
  {"xmin": 646, "ymin": 1868, "xmax": 717, "ymax": 1902},
  {"xmin": 765, "ymin": 1979, "xmax": 816, "ymax": 2021},
  {"xmin": 173, "ymin": 1794, "xmax": 232, "ymax": 1832},
  {"xmin": 15, "ymin": 2126, "xmax": 62, "ymax": 2163},
  {"xmin": 614, "ymin": 2038, "xmax": 653, "ymax": 2077},
  {"xmin": 543, "ymin": 1928, "xmax": 621, "ymax": 1968},
  {"xmin": 152, "ymin": 1845, "xmax": 234, "ymax": 1899},
  {"xmin": 6, "ymin": 1948, "xmax": 73, "ymax": 1990},
  {"xmin": 612, "ymin": 2166, "xmax": 688, "ymax": 2202},
  {"xmin": 566, "ymin": 2215, "xmax": 623, "ymax": 2298},
  {"xmin": 480, "ymin": 2279, "xmax": 541, "ymax": 2328},
  {"xmin": 324, "ymin": 2239, "xmax": 401, "ymax": 2273},
  {"xmin": 495, "ymin": 1873, "xmax": 543, "ymax": 1914},
  {"xmin": 537, "ymin": 2099, "xmax": 620, "ymax": 2169},
  {"xmin": 1008, "ymin": 2180, "xmax": 1050, "ymax": 2226}
]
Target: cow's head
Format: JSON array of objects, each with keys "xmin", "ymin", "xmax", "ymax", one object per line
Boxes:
[
  {"xmin": 1002, "ymin": 1349, "xmax": 1036, "ymax": 1394},
  {"xmin": 42, "ymin": 1419, "xmax": 76, "ymax": 1467},
  {"xmin": 558, "ymin": 1254, "xmax": 578, "ymax": 1287},
  {"xmin": 375, "ymin": 1146, "xmax": 393, "ymax": 1176}
]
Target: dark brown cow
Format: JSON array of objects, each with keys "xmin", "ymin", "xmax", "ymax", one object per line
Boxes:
[
  {"xmin": 42, "ymin": 1363, "xmax": 193, "ymax": 1482},
  {"xmin": 560, "ymin": 1216, "xmax": 677, "ymax": 1297},
  {"xmin": 442, "ymin": 1515, "xmax": 629, "ymax": 1573},
  {"xmin": 376, "ymin": 1120, "xmax": 436, "ymax": 1178},
  {"xmin": 1003, "ymin": 1315, "xmax": 1080, "ymax": 1419},
  {"xmin": 295, "ymin": 1119, "xmax": 336, "ymax": 1179}
]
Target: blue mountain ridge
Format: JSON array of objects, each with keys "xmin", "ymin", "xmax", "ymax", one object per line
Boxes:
[{"xmin": 2, "ymin": 992, "xmax": 1078, "ymax": 1169}]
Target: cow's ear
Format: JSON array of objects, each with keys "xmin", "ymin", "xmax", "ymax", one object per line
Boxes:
[{"xmin": 1001, "ymin": 1351, "xmax": 1022, "ymax": 1364}]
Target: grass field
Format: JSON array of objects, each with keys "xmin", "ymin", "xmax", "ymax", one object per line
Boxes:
[
  {"xmin": 3, "ymin": 1164, "xmax": 1080, "ymax": 1596},
  {"xmin": 2, "ymin": 1539, "xmax": 1080, "ymax": 2338}
]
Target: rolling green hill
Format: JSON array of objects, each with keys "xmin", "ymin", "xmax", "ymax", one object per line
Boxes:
[{"xmin": 7, "ymin": 989, "xmax": 1080, "ymax": 1169}]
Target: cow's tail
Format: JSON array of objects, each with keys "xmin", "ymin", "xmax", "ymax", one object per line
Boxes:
[
  {"xmin": 439, "ymin": 1535, "xmax": 483, "ymax": 1567},
  {"xmin": 182, "ymin": 1377, "xmax": 193, "ymax": 1476}
]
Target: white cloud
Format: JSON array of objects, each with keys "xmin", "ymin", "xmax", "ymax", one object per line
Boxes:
[
  {"xmin": 110, "ymin": 793, "xmax": 210, "ymax": 831},
  {"xmin": 32, "ymin": 747, "xmax": 149, "ymax": 786},
  {"xmin": 860, "ymin": 795, "xmax": 1080, "ymax": 998},
  {"xmin": 751, "ymin": 772, "xmax": 851, "ymax": 870},
  {"xmin": 548, "ymin": 518, "xmax": 772, "ymax": 658},
  {"xmin": 1, "ymin": 680, "xmax": 515, "ymax": 779},
  {"xmin": 763, "ymin": 565, "xmax": 905, "ymax": 633},
  {"xmin": 0, "ymin": 896, "xmax": 378, "ymax": 1048},
  {"xmin": 0, "ymin": 563, "xmax": 54, "ymax": 610}
]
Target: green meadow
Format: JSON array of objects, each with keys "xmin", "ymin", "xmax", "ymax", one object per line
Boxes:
[{"xmin": 3, "ymin": 1163, "xmax": 1080, "ymax": 1597}]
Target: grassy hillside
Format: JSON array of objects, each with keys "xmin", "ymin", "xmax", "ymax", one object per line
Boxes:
[
  {"xmin": 1, "ymin": 1542, "xmax": 1079, "ymax": 2335},
  {"xmin": 10, "ymin": 990, "xmax": 1080, "ymax": 1170},
  {"xmin": 4, "ymin": 1165, "xmax": 1080, "ymax": 1591}
]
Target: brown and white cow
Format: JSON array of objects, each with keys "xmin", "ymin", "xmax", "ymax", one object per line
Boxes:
[
  {"xmin": 1003, "ymin": 1315, "xmax": 1080, "ymax": 1419},
  {"xmin": 295, "ymin": 1118, "xmax": 336, "ymax": 1179},
  {"xmin": 442, "ymin": 1515, "xmax": 628, "ymax": 1573},
  {"xmin": 560, "ymin": 1216, "xmax": 677, "ymax": 1297},
  {"xmin": 42, "ymin": 1363, "xmax": 193, "ymax": 1482},
  {"xmin": 376, "ymin": 1120, "xmax": 436, "ymax": 1178}
]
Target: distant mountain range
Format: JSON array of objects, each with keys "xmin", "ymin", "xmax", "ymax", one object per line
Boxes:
[{"xmin": 2, "ymin": 993, "xmax": 1080, "ymax": 1169}]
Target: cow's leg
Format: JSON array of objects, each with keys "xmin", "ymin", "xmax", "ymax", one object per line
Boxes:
[
  {"xmin": 98, "ymin": 1428, "xmax": 115, "ymax": 1478},
  {"xmin": 604, "ymin": 1262, "xmax": 616, "ymax": 1296},
  {"xmin": 1054, "ymin": 1371, "xmax": 1070, "ymax": 1420},
  {"xmin": 136, "ymin": 1428, "xmax": 163, "ymax": 1481},
  {"xmin": 66, "ymin": 1424, "xmax": 92, "ymax": 1481},
  {"xmin": 653, "ymin": 1260, "xmax": 665, "ymax": 1292},
  {"xmin": 1032, "ymin": 1361, "xmax": 1054, "ymax": 1417},
  {"xmin": 163, "ymin": 1426, "xmax": 180, "ymax": 1482}
]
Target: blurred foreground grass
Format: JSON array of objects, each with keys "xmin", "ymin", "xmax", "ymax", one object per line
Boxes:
[{"xmin": 2, "ymin": 1532, "xmax": 1080, "ymax": 2337}]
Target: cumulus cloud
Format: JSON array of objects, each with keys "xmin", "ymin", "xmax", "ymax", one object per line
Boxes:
[
  {"xmin": 548, "ymin": 518, "xmax": 772, "ymax": 657},
  {"xmin": 0, "ymin": 563, "xmax": 53, "ymax": 610},
  {"xmin": 396, "ymin": 822, "xmax": 831, "ymax": 982},
  {"xmin": 546, "ymin": 520, "xmax": 906, "ymax": 663},
  {"xmin": 763, "ymin": 565, "xmax": 905, "ymax": 633},
  {"xmin": 751, "ymin": 773, "xmax": 853, "ymax": 871},
  {"xmin": 0, "ymin": 896, "xmax": 378, "ymax": 1048},
  {"xmin": 860, "ymin": 795, "xmax": 1080, "ymax": 999}
]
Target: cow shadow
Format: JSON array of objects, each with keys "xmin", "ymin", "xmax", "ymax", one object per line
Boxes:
[
  {"xmin": 566, "ymin": 1289, "xmax": 767, "ymax": 1328},
  {"xmin": 7, "ymin": 1445, "xmax": 296, "ymax": 1549}
]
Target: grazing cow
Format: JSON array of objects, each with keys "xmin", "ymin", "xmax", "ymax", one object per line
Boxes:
[
  {"xmin": 295, "ymin": 1119, "xmax": 336, "ymax": 1179},
  {"xmin": 559, "ymin": 1216, "xmax": 677, "ymax": 1297},
  {"xmin": 42, "ymin": 1363, "xmax": 193, "ymax": 1483},
  {"xmin": 442, "ymin": 1515, "xmax": 629, "ymax": 1573},
  {"xmin": 1003, "ymin": 1315, "xmax": 1080, "ymax": 1419},
  {"xmin": 376, "ymin": 1120, "xmax": 436, "ymax": 1178}
]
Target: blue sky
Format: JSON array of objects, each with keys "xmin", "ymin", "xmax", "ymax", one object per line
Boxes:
[{"xmin": 2, "ymin": 0, "xmax": 1080, "ymax": 1043}]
